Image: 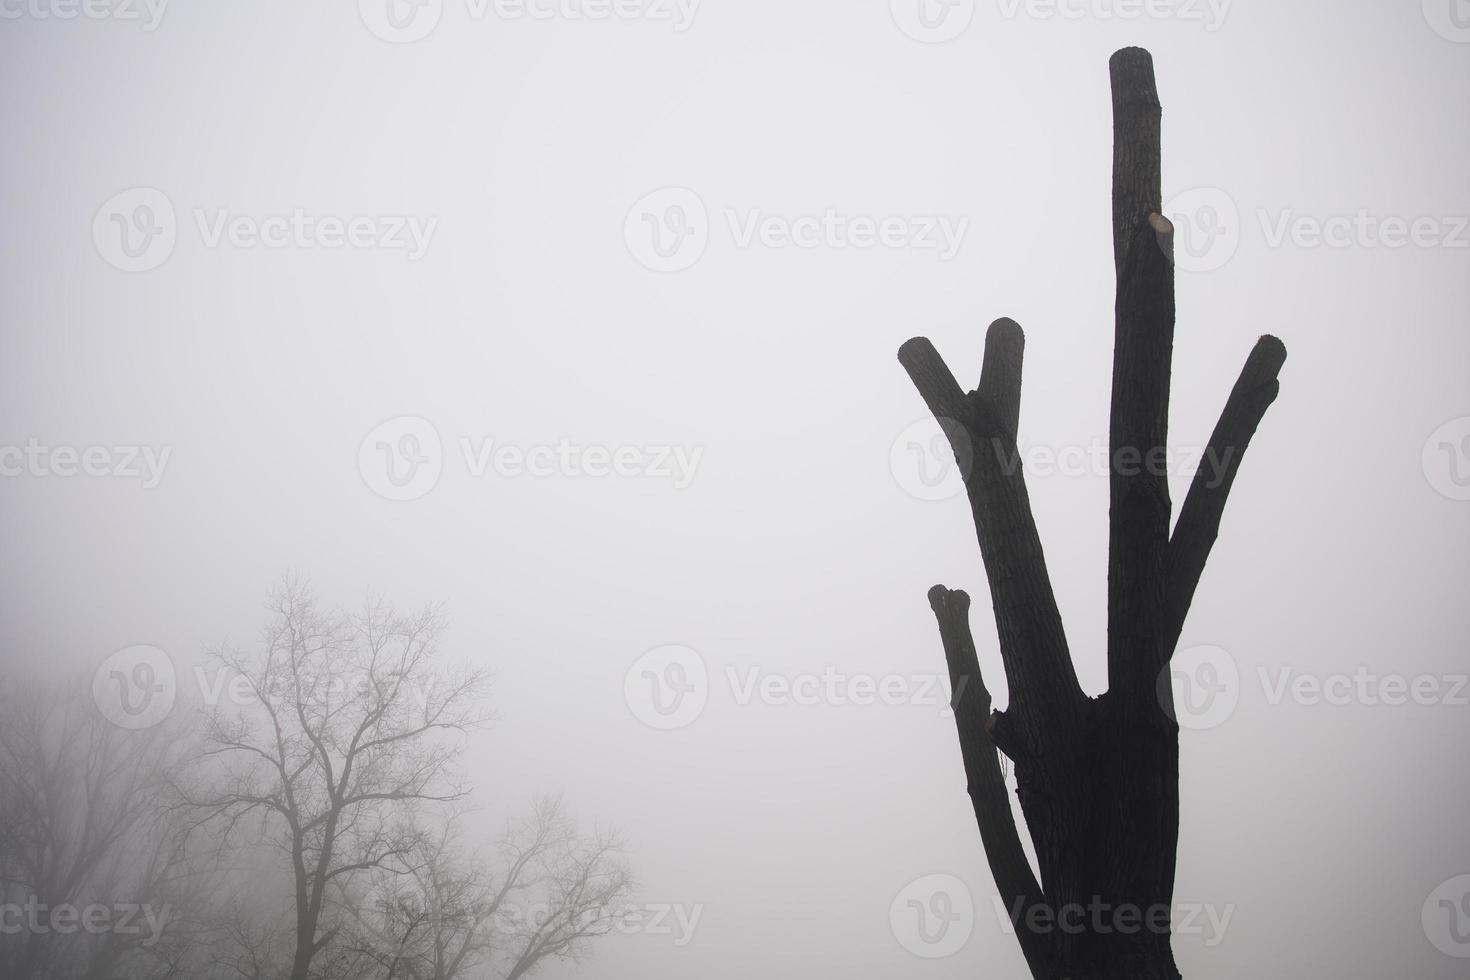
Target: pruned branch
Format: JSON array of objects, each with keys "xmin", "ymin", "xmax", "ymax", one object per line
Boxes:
[
  {"xmin": 1110, "ymin": 47, "xmax": 1165, "ymax": 272},
  {"xmin": 1107, "ymin": 47, "xmax": 1177, "ymax": 700},
  {"xmin": 1164, "ymin": 334, "xmax": 1287, "ymax": 657},
  {"xmin": 927, "ymin": 586, "xmax": 1053, "ymax": 979},
  {"xmin": 898, "ymin": 336, "xmax": 983, "ymax": 434},
  {"xmin": 976, "ymin": 317, "xmax": 1024, "ymax": 444}
]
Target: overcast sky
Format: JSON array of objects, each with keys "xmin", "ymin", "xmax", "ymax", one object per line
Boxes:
[{"xmin": 2, "ymin": 1, "xmax": 1469, "ymax": 977}]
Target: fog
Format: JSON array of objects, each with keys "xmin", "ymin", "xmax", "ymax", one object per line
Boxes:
[{"xmin": 2, "ymin": 1, "xmax": 1468, "ymax": 977}]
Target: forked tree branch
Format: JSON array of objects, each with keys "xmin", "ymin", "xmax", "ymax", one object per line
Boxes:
[{"xmin": 899, "ymin": 324, "xmax": 1083, "ymax": 748}]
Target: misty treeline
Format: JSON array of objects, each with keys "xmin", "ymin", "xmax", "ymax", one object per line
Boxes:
[{"xmin": 0, "ymin": 581, "xmax": 633, "ymax": 980}]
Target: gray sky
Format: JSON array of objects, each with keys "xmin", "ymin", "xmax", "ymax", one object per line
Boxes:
[{"xmin": 2, "ymin": 1, "xmax": 1469, "ymax": 977}]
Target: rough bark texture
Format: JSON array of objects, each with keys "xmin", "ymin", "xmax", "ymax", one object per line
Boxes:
[{"xmin": 899, "ymin": 48, "xmax": 1285, "ymax": 980}]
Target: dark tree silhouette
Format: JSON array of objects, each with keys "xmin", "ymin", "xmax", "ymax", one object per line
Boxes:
[{"xmin": 899, "ymin": 48, "xmax": 1285, "ymax": 980}]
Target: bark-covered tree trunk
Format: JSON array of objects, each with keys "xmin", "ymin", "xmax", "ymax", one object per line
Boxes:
[{"xmin": 900, "ymin": 48, "xmax": 1286, "ymax": 980}]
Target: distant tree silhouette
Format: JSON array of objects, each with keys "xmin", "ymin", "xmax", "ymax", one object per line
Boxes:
[
  {"xmin": 0, "ymin": 583, "xmax": 632, "ymax": 980},
  {"xmin": 171, "ymin": 581, "xmax": 631, "ymax": 980},
  {"xmin": 900, "ymin": 48, "xmax": 1285, "ymax": 980},
  {"xmin": 338, "ymin": 797, "xmax": 631, "ymax": 980},
  {"xmin": 0, "ymin": 678, "xmax": 211, "ymax": 980}
]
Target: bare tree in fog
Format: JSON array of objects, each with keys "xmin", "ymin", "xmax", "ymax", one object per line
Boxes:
[
  {"xmin": 181, "ymin": 583, "xmax": 488, "ymax": 980},
  {"xmin": 899, "ymin": 48, "xmax": 1286, "ymax": 979},
  {"xmin": 0, "ymin": 678, "xmax": 210, "ymax": 980},
  {"xmin": 0, "ymin": 584, "xmax": 633, "ymax": 980},
  {"xmin": 334, "ymin": 811, "xmax": 494, "ymax": 980},
  {"xmin": 340, "ymin": 797, "xmax": 632, "ymax": 980},
  {"xmin": 161, "ymin": 581, "xmax": 634, "ymax": 980},
  {"xmin": 491, "ymin": 797, "xmax": 632, "ymax": 980}
]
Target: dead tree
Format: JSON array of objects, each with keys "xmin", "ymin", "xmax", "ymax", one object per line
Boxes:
[{"xmin": 900, "ymin": 48, "xmax": 1285, "ymax": 980}]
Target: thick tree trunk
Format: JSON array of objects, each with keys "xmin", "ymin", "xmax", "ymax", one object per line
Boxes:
[{"xmin": 899, "ymin": 48, "xmax": 1285, "ymax": 980}]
